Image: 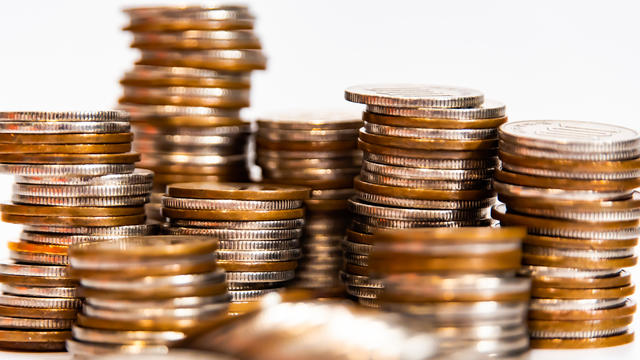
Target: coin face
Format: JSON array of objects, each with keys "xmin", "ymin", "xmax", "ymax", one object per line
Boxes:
[{"xmin": 345, "ymin": 84, "xmax": 484, "ymax": 108}]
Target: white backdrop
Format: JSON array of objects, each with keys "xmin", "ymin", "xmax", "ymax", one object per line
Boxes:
[{"xmin": 0, "ymin": 1, "xmax": 639, "ymax": 359}]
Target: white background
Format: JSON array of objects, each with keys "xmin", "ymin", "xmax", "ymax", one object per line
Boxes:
[{"xmin": 0, "ymin": 0, "xmax": 639, "ymax": 359}]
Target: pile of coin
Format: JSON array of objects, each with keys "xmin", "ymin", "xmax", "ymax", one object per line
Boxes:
[
  {"xmin": 256, "ymin": 112, "xmax": 361, "ymax": 293},
  {"xmin": 119, "ymin": 4, "xmax": 267, "ymax": 219},
  {"xmin": 492, "ymin": 120, "xmax": 639, "ymax": 348},
  {"xmin": 161, "ymin": 183, "xmax": 310, "ymax": 315},
  {"xmin": 66, "ymin": 236, "xmax": 229, "ymax": 358},
  {"xmin": 0, "ymin": 111, "xmax": 155, "ymax": 351},
  {"xmin": 369, "ymin": 227, "xmax": 531, "ymax": 358},
  {"xmin": 342, "ymin": 84, "xmax": 503, "ymax": 305}
]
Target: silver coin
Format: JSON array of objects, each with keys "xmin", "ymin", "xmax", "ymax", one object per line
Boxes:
[
  {"xmin": 344, "ymin": 84, "xmax": 484, "ymax": 108},
  {"xmin": 257, "ymin": 128, "xmax": 358, "ymax": 142},
  {"xmin": 0, "ymin": 121, "xmax": 130, "ymax": 134},
  {"xmin": 169, "ymin": 218, "xmax": 304, "ymax": 229},
  {"xmin": 0, "ymin": 163, "xmax": 135, "ymax": 176},
  {"xmin": 499, "ymin": 120, "xmax": 640, "ymax": 154},
  {"xmin": 340, "ymin": 271, "xmax": 383, "ymax": 288},
  {"xmin": 256, "ymin": 110, "xmax": 361, "ymax": 130},
  {"xmin": 162, "ymin": 196, "xmax": 302, "ymax": 210},
  {"xmin": 225, "ymin": 271, "xmax": 295, "ymax": 283},
  {"xmin": 70, "ymin": 253, "xmax": 215, "ymax": 271},
  {"xmin": 363, "ymin": 151, "xmax": 498, "ymax": 169},
  {"xmin": 364, "ymin": 122, "xmax": 497, "ymax": 140},
  {"xmin": 383, "ymin": 274, "xmax": 529, "ymax": 295},
  {"xmin": 218, "ymin": 239, "xmax": 300, "ymax": 251},
  {"xmin": 123, "ymin": 85, "xmax": 250, "ymax": 102},
  {"xmin": 523, "ymin": 265, "xmax": 621, "ymax": 279},
  {"xmin": 0, "ymin": 315, "xmax": 73, "ymax": 330},
  {"xmin": 81, "ymin": 271, "xmax": 225, "ymax": 291},
  {"xmin": 530, "ymin": 327, "xmax": 629, "ymax": 339},
  {"xmin": 66, "ymin": 339, "xmax": 169, "ymax": 357},
  {"xmin": 12, "ymin": 194, "xmax": 150, "ymax": 207},
  {"xmin": 523, "ymin": 245, "xmax": 634, "ymax": 259},
  {"xmin": 358, "ymin": 297, "xmax": 381, "ymax": 309},
  {"xmin": 492, "ymin": 179, "xmax": 631, "ymax": 201},
  {"xmin": 366, "ymin": 99, "xmax": 506, "ymax": 120},
  {"xmin": 82, "ymin": 302, "xmax": 228, "ymax": 321},
  {"xmin": 361, "ymin": 170, "xmax": 491, "ymax": 190},
  {"xmin": 507, "ymin": 204, "xmax": 640, "ymax": 222},
  {"xmin": 10, "ymin": 251, "xmax": 68, "ymax": 266},
  {"xmin": 228, "ymin": 288, "xmax": 281, "ymax": 302},
  {"xmin": 256, "ymin": 148, "xmax": 361, "ymax": 160},
  {"xmin": 85, "ymin": 294, "xmax": 231, "ymax": 311},
  {"xmin": 348, "ymin": 198, "xmax": 490, "ymax": 221},
  {"xmin": 350, "ymin": 218, "xmax": 493, "ymax": 233},
  {"xmin": 346, "ymin": 285, "xmax": 382, "ymax": 299},
  {"xmin": 529, "ymin": 298, "xmax": 628, "ymax": 311},
  {"xmin": 0, "ymin": 294, "xmax": 81, "ymax": 309},
  {"xmin": 341, "ymin": 239, "xmax": 372, "ymax": 255},
  {"xmin": 134, "ymin": 123, "xmax": 249, "ymax": 137},
  {"xmin": 383, "ymin": 301, "xmax": 528, "ymax": 323},
  {"xmin": 23, "ymin": 223, "xmax": 158, "ymax": 236},
  {"xmin": 227, "ymin": 282, "xmax": 285, "ymax": 291},
  {"xmin": 216, "ymin": 249, "xmax": 301, "ymax": 262},
  {"xmin": 440, "ymin": 335, "xmax": 530, "ymax": 356},
  {"xmin": 138, "ymin": 49, "xmax": 267, "ymax": 68},
  {"xmin": 14, "ymin": 169, "xmax": 154, "ymax": 186},
  {"xmin": 0, "ymin": 110, "xmax": 127, "ymax": 122},
  {"xmin": 141, "ymin": 153, "xmax": 246, "ymax": 166},
  {"xmin": 436, "ymin": 323, "xmax": 528, "ymax": 341},
  {"xmin": 362, "ymin": 160, "xmax": 492, "ymax": 180},
  {"xmin": 344, "ymin": 252, "xmax": 368, "ymax": 266},
  {"xmin": 121, "ymin": 103, "xmax": 242, "ymax": 119},
  {"xmin": 501, "ymin": 161, "xmax": 640, "ymax": 180},
  {"xmin": 2, "ymin": 284, "xmax": 77, "ymax": 298},
  {"xmin": 13, "ymin": 183, "xmax": 152, "ymax": 197},
  {"xmin": 0, "ymin": 261, "xmax": 70, "ymax": 277},
  {"xmin": 356, "ymin": 191, "xmax": 496, "ymax": 209},
  {"xmin": 499, "ymin": 140, "xmax": 639, "ymax": 161},
  {"xmin": 165, "ymin": 227, "xmax": 302, "ymax": 240},
  {"xmin": 527, "ymin": 226, "xmax": 640, "ymax": 240},
  {"xmin": 72, "ymin": 325, "xmax": 186, "ymax": 345}
]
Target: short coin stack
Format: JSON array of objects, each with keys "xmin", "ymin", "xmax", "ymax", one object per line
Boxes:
[
  {"xmin": 161, "ymin": 183, "xmax": 310, "ymax": 315},
  {"xmin": 67, "ymin": 236, "xmax": 229, "ymax": 358},
  {"xmin": 369, "ymin": 227, "xmax": 531, "ymax": 358},
  {"xmin": 342, "ymin": 84, "xmax": 503, "ymax": 305},
  {"xmin": 119, "ymin": 5, "xmax": 267, "ymax": 216},
  {"xmin": 492, "ymin": 120, "xmax": 640, "ymax": 349},
  {"xmin": 256, "ymin": 112, "xmax": 362, "ymax": 293},
  {"xmin": 0, "ymin": 111, "xmax": 154, "ymax": 351}
]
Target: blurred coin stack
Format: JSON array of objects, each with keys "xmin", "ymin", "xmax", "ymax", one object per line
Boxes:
[
  {"xmin": 342, "ymin": 84, "xmax": 503, "ymax": 306},
  {"xmin": 161, "ymin": 183, "xmax": 310, "ymax": 315},
  {"xmin": 67, "ymin": 236, "xmax": 229, "ymax": 358},
  {"xmin": 256, "ymin": 112, "xmax": 362, "ymax": 293},
  {"xmin": 370, "ymin": 227, "xmax": 531, "ymax": 358},
  {"xmin": 119, "ymin": 5, "xmax": 267, "ymax": 219},
  {"xmin": 493, "ymin": 120, "xmax": 639, "ymax": 349},
  {"xmin": 0, "ymin": 111, "xmax": 154, "ymax": 351}
]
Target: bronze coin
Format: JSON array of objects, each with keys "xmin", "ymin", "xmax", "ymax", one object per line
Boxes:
[
  {"xmin": 524, "ymin": 234, "xmax": 638, "ymax": 250},
  {"xmin": 167, "ymin": 182, "xmax": 311, "ymax": 200},
  {"xmin": 343, "ymin": 263, "xmax": 370, "ymax": 276},
  {"xmin": 8, "ymin": 242, "xmax": 67, "ymax": 255},
  {"xmin": 346, "ymin": 229, "xmax": 375, "ymax": 245},
  {"xmin": 120, "ymin": 94, "xmax": 249, "ymax": 108},
  {"xmin": 529, "ymin": 298, "xmax": 636, "ymax": 320},
  {"xmin": 120, "ymin": 76, "xmax": 251, "ymax": 89},
  {"xmin": 531, "ymin": 284, "xmax": 635, "ymax": 299},
  {"xmin": 76, "ymin": 312, "xmax": 227, "ymax": 332},
  {"xmin": 0, "ymin": 274, "xmax": 77, "ymax": 287},
  {"xmin": 133, "ymin": 115, "xmax": 245, "ymax": 128},
  {"xmin": 355, "ymin": 177, "xmax": 495, "ymax": 201},
  {"xmin": 523, "ymin": 253, "xmax": 637, "ymax": 270},
  {"xmin": 528, "ymin": 316, "xmax": 633, "ymax": 332},
  {"xmin": 0, "ymin": 143, "xmax": 131, "ymax": 154},
  {"xmin": 135, "ymin": 54, "xmax": 266, "ymax": 72},
  {"xmin": 0, "ymin": 203, "xmax": 144, "ymax": 217},
  {"xmin": 304, "ymin": 199, "xmax": 348, "ymax": 212},
  {"xmin": 78, "ymin": 281, "xmax": 227, "ymax": 300},
  {"xmin": 500, "ymin": 150, "xmax": 640, "ymax": 172},
  {"xmin": 375, "ymin": 227, "xmax": 526, "ymax": 244},
  {"xmin": 369, "ymin": 251, "xmax": 522, "ymax": 274},
  {"xmin": 530, "ymin": 270, "xmax": 632, "ymax": 289},
  {"xmin": 0, "ymin": 133, "xmax": 133, "ymax": 144},
  {"xmin": 2, "ymin": 213, "xmax": 146, "ymax": 227},
  {"xmin": 70, "ymin": 261, "xmax": 217, "ymax": 280},
  {"xmin": 363, "ymin": 112, "xmax": 507, "ymax": 129},
  {"xmin": 162, "ymin": 207, "xmax": 304, "ymax": 221},
  {"xmin": 0, "ymin": 329, "xmax": 71, "ymax": 342},
  {"xmin": 0, "ymin": 152, "xmax": 140, "ymax": 164},
  {"xmin": 359, "ymin": 130, "xmax": 497, "ymax": 151},
  {"xmin": 69, "ymin": 235, "xmax": 217, "ymax": 258},
  {"xmin": 0, "ymin": 340, "xmax": 67, "ymax": 351},
  {"xmin": 0, "ymin": 304, "xmax": 77, "ymax": 320},
  {"xmin": 498, "ymin": 193, "xmax": 640, "ymax": 212}
]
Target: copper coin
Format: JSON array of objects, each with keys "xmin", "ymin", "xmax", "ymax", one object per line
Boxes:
[
  {"xmin": 0, "ymin": 133, "xmax": 133, "ymax": 144},
  {"xmin": 8, "ymin": 242, "xmax": 67, "ymax": 255},
  {"xmin": 523, "ymin": 253, "xmax": 637, "ymax": 270},
  {"xmin": 304, "ymin": 199, "xmax": 348, "ymax": 212},
  {"xmin": 0, "ymin": 152, "xmax": 140, "ymax": 165},
  {"xmin": 495, "ymin": 169, "xmax": 640, "ymax": 191},
  {"xmin": 141, "ymin": 163, "xmax": 247, "ymax": 175},
  {"xmin": 154, "ymin": 173, "xmax": 249, "ymax": 185},
  {"xmin": 354, "ymin": 177, "xmax": 495, "ymax": 201},
  {"xmin": 0, "ymin": 340, "xmax": 66, "ymax": 351},
  {"xmin": 77, "ymin": 312, "xmax": 226, "ymax": 332},
  {"xmin": 530, "ymin": 270, "xmax": 632, "ymax": 289},
  {"xmin": 0, "ymin": 305, "xmax": 77, "ymax": 319},
  {"xmin": 528, "ymin": 316, "xmax": 633, "ymax": 332},
  {"xmin": 358, "ymin": 139, "xmax": 496, "ymax": 160},
  {"xmin": 0, "ymin": 329, "xmax": 71, "ymax": 342},
  {"xmin": 69, "ymin": 235, "xmax": 217, "ymax": 258},
  {"xmin": 346, "ymin": 229, "xmax": 375, "ymax": 245},
  {"xmin": 500, "ymin": 150, "xmax": 640, "ymax": 172},
  {"xmin": 78, "ymin": 281, "xmax": 227, "ymax": 300},
  {"xmin": 162, "ymin": 207, "xmax": 304, "ymax": 221},
  {"xmin": 132, "ymin": 115, "xmax": 245, "ymax": 128},
  {"xmin": 256, "ymin": 138, "xmax": 357, "ymax": 151},
  {"xmin": 498, "ymin": 193, "xmax": 640, "ymax": 212},
  {"xmin": 369, "ymin": 251, "xmax": 522, "ymax": 274},
  {"xmin": 359, "ymin": 130, "xmax": 497, "ymax": 151},
  {"xmin": 0, "ymin": 203, "xmax": 144, "ymax": 217},
  {"xmin": 0, "ymin": 143, "xmax": 131, "ymax": 154},
  {"xmin": 136, "ymin": 50, "xmax": 267, "ymax": 71},
  {"xmin": 524, "ymin": 234, "xmax": 637, "ymax": 250},
  {"xmin": 0, "ymin": 274, "xmax": 77, "ymax": 287},
  {"xmin": 381, "ymin": 289, "xmax": 530, "ymax": 303},
  {"xmin": 374, "ymin": 227, "xmax": 525, "ymax": 244},
  {"xmin": 363, "ymin": 112, "xmax": 507, "ymax": 129},
  {"xmin": 531, "ymin": 284, "xmax": 635, "ymax": 299},
  {"xmin": 2, "ymin": 213, "xmax": 146, "ymax": 227},
  {"xmin": 167, "ymin": 182, "xmax": 310, "ymax": 200},
  {"xmin": 70, "ymin": 261, "xmax": 217, "ymax": 280}
]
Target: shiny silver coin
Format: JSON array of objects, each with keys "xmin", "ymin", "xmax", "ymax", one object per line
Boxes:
[
  {"xmin": 500, "ymin": 161, "xmax": 640, "ymax": 180},
  {"xmin": 169, "ymin": 218, "xmax": 304, "ymax": 229},
  {"xmin": 361, "ymin": 170, "xmax": 491, "ymax": 190},
  {"xmin": 344, "ymin": 252, "xmax": 369, "ymax": 267},
  {"xmin": 141, "ymin": 153, "xmax": 246, "ymax": 166},
  {"xmin": 80, "ymin": 271, "xmax": 225, "ymax": 291},
  {"xmin": 529, "ymin": 298, "xmax": 628, "ymax": 311},
  {"xmin": 364, "ymin": 122, "xmax": 497, "ymax": 140},
  {"xmin": 344, "ymin": 84, "xmax": 484, "ymax": 108},
  {"xmin": 0, "ymin": 261, "xmax": 69, "ymax": 277},
  {"xmin": 23, "ymin": 224, "xmax": 158, "ymax": 236},
  {"xmin": 492, "ymin": 179, "xmax": 631, "ymax": 201},
  {"xmin": 523, "ymin": 245, "xmax": 635, "ymax": 259},
  {"xmin": 362, "ymin": 160, "xmax": 493, "ymax": 180},
  {"xmin": 340, "ymin": 271, "xmax": 383, "ymax": 289},
  {"xmin": 500, "ymin": 140, "xmax": 640, "ymax": 161},
  {"xmin": 365, "ymin": 99, "xmax": 506, "ymax": 120},
  {"xmin": 121, "ymin": 103, "xmax": 241, "ymax": 119},
  {"xmin": 0, "ymin": 111, "xmax": 127, "ymax": 122},
  {"xmin": 356, "ymin": 191, "xmax": 495, "ymax": 209},
  {"xmin": 165, "ymin": 227, "xmax": 302, "ymax": 240},
  {"xmin": 257, "ymin": 127, "xmax": 358, "ymax": 142},
  {"xmin": 348, "ymin": 198, "xmax": 490, "ymax": 221},
  {"xmin": 12, "ymin": 194, "xmax": 149, "ymax": 207},
  {"xmin": 228, "ymin": 288, "xmax": 281, "ymax": 302},
  {"xmin": 0, "ymin": 163, "xmax": 135, "ymax": 177},
  {"xmin": 85, "ymin": 294, "xmax": 230, "ymax": 311},
  {"xmin": 14, "ymin": 169, "xmax": 153, "ymax": 186},
  {"xmin": 225, "ymin": 271, "xmax": 295, "ymax": 283},
  {"xmin": 507, "ymin": 204, "xmax": 640, "ymax": 222},
  {"xmin": 0, "ymin": 316, "xmax": 73, "ymax": 330},
  {"xmin": 530, "ymin": 327, "xmax": 629, "ymax": 339},
  {"xmin": 227, "ymin": 282, "xmax": 285, "ymax": 291},
  {"xmin": 346, "ymin": 285, "xmax": 382, "ymax": 299},
  {"xmin": 523, "ymin": 265, "xmax": 621, "ymax": 279},
  {"xmin": 363, "ymin": 152, "xmax": 497, "ymax": 170},
  {"xmin": 13, "ymin": 183, "xmax": 152, "ymax": 197},
  {"xmin": 216, "ymin": 249, "xmax": 301, "ymax": 262},
  {"xmin": 9, "ymin": 251, "xmax": 68, "ymax": 266},
  {"xmin": 218, "ymin": 239, "xmax": 300, "ymax": 250},
  {"xmin": 82, "ymin": 302, "xmax": 228, "ymax": 321},
  {"xmin": 527, "ymin": 226, "xmax": 640, "ymax": 240},
  {"xmin": 162, "ymin": 196, "xmax": 302, "ymax": 210},
  {"xmin": 66, "ymin": 339, "xmax": 170, "ymax": 357},
  {"xmin": 72, "ymin": 325, "xmax": 186, "ymax": 345},
  {"xmin": 0, "ymin": 121, "xmax": 130, "ymax": 134},
  {"xmin": 341, "ymin": 239, "xmax": 372, "ymax": 255},
  {"xmin": 0, "ymin": 294, "xmax": 81, "ymax": 309},
  {"xmin": 358, "ymin": 297, "xmax": 381, "ymax": 309},
  {"xmin": 1, "ymin": 284, "xmax": 77, "ymax": 298}
]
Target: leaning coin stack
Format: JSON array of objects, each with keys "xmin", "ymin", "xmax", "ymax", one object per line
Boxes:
[
  {"xmin": 342, "ymin": 84, "xmax": 503, "ymax": 305},
  {"xmin": 0, "ymin": 111, "xmax": 155, "ymax": 351},
  {"xmin": 369, "ymin": 227, "xmax": 531, "ymax": 358},
  {"xmin": 492, "ymin": 120, "xmax": 640, "ymax": 349},
  {"xmin": 66, "ymin": 236, "xmax": 229, "ymax": 358},
  {"xmin": 161, "ymin": 183, "xmax": 310, "ymax": 315},
  {"xmin": 256, "ymin": 112, "xmax": 362, "ymax": 293},
  {"xmin": 119, "ymin": 4, "xmax": 267, "ymax": 218}
]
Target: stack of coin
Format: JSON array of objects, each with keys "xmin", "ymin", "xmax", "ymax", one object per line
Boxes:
[
  {"xmin": 369, "ymin": 227, "xmax": 531, "ymax": 358},
  {"xmin": 119, "ymin": 5, "xmax": 267, "ymax": 217},
  {"xmin": 342, "ymin": 84, "xmax": 503, "ymax": 305},
  {"xmin": 66, "ymin": 235, "xmax": 229, "ymax": 358},
  {"xmin": 161, "ymin": 183, "xmax": 310, "ymax": 314},
  {"xmin": 256, "ymin": 112, "xmax": 362, "ymax": 293},
  {"xmin": 0, "ymin": 111, "xmax": 155, "ymax": 351},
  {"xmin": 492, "ymin": 120, "xmax": 640, "ymax": 349}
]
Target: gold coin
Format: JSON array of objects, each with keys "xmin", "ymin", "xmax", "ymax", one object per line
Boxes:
[
  {"xmin": 0, "ymin": 152, "xmax": 140, "ymax": 165},
  {"xmin": 0, "ymin": 329, "xmax": 71, "ymax": 342},
  {"xmin": 369, "ymin": 251, "xmax": 522, "ymax": 274},
  {"xmin": 77, "ymin": 312, "xmax": 226, "ymax": 332},
  {"xmin": 304, "ymin": 199, "xmax": 348, "ymax": 212},
  {"xmin": 0, "ymin": 304, "xmax": 77, "ymax": 320},
  {"xmin": 346, "ymin": 229, "xmax": 375, "ymax": 245},
  {"xmin": 495, "ymin": 169, "xmax": 640, "ymax": 191},
  {"xmin": 530, "ymin": 330, "xmax": 634, "ymax": 349},
  {"xmin": 500, "ymin": 150, "xmax": 640, "ymax": 172},
  {"xmin": 530, "ymin": 270, "xmax": 632, "ymax": 289},
  {"xmin": 167, "ymin": 182, "xmax": 310, "ymax": 200},
  {"xmin": 354, "ymin": 177, "xmax": 495, "ymax": 201},
  {"xmin": 2, "ymin": 213, "xmax": 146, "ymax": 227},
  {"xmin": 529, "ymin": 315, "xmax": 633, "ymax": 332},
  {"xmin": 78, "ymin": 281, "xmax": 227, "ymax": 300},
  {"xmin": 529, "ymin": 298, "xmax": 636, "ymax": 320},
  {"xmin": 524, "ymin": 234, "xmax": 637, "ymax": 250},
  {"xmin": 218, "ymin": 261, "xmax": 297, "ymax": 272},
  {"xmin": 8, "ymin": 242, "xmax": 68, "ymax": 255},
  {"xmin": 523, "ymin": 253, "xmax": 637, "ymax": 270},
  {"xmin": 0, "ymin": 274, "xmax": 77, "ymax": 287},
  {"xmin": 0, "ymin": 203, "xmax": 144, "ymax": 217},
  {"xmin": 136, "ymin": 54, "xmax": 266, "ymax": 72},
  {"xmin": 358, "ymin": 139, "xmax": 496, "ymax": 160},
  {"xmin": 162, "ymin": 207, "xmax": 304, "ymax": 221},
  {"xmin": 531, "ymin": 284, "xmax": 635, "ymax": 299},
  {"xmin": 70, "ymin": 235, "xmax": 217, "ymax": 258},
  {"xmin": 0, "ymin": 133, "xmax": 133, "ymax": 144},
  {"xmin": 359, "ymin": 130, "xmax": 497, "ymax": 151},
  {"xmin": 0, "ymin": 143, "xmax": 131, "ymax": 154},
  {"xmin": 256, "ymin": 138, "xmax": 357, "ymax": 151},
  {"xmin": 375, "ymin": 227, "xmax": 526, "ymax": 244},
  {"xmin": 363, "ymin": 112, "xmax": 507, "ymax": 129}
]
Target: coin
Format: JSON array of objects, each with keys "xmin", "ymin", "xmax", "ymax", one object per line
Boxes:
[
  {"xmin": 121, "ymin": 85, "xmax": 250, "ymax": 108},
  {"xmin": 257, "ymin": 111, "xmax": 361, "ymax": 130},
  {"xmin": 0, "ymin": 142, "xmax": 131, "ymax": 154},
  {"xmin": 130, "ymin": 29, "xmax": 262, "ymax": 50},
  {"xmin": 162, "ymin": 196, "xmax": 303, "ymax": 210},
  {"xmin": 70, "ymin": 235, "xmax": 217, "ymax": 258},
  {"xmin": 344, "ymin": 84, "xmax": 484, "ymax": 108},
  {"xmin": 167, "ymin": 182, "xmax": 310, "ymax": 200},
  {"xmin": 529, "ymin": 330, "xmax": 634, "ymax": 349},
  {"xmin": 359, "ymin": 129, "xmax": 497, "ymax": 151},
  {"xmin": 0, "ymin": 152, "xmax": 140, "ymax": 164},
  {"xmin": 359, "ymin": 139, "xmax": 496, "ymax": 160},
  {"xmin": 354, "ymin": 177, "xmax": 494, "ymax": 201},
  {"xmin": 0, "ymin": 163, "xmax": 136, "ymax": 176},
  {"xmin": 362, "ymin": 111, "xmax": 507, "ymax": 129},
  {"xmin": 137, "ymin": 49, "xmax": 267, "ymax": 71},
  {"xmin": 121, "ymin": 65, "xmax": 251, "ymax": 88},
  {"xmin": 529, "ymin": 298, "xmax": 636, "ymax": 320},
  {"xmin": 162, "ymin": 207, "xmax": 304, "ymax": 221},
  {"xmin": 0, "ymin": 121, "xmax": 130, "ymax": 134},
  {"xmin": 257, "ymin": 137, "xmax": 357, "ymax": 151},
  {"xmin": 362, "ymin": 160, "xmax": 492, "ymax": 180},
  {"xmin": 531, "ymin": 284, "xmax": 635, "ymax": 299},
  {"xmin": 365, "ymin": 99, "xmax": 507, "ymax": 120},
  {"xmin": 364, "ymin": 122, "xmax": 497, "ymax": 140},
  {"xmin": 0, "ymin": 132, "xmax": 133, "ymax": 144},
  {"xmin": 363, "ymin": 152, "xmax": 497, "ymax": 170},
  {"xmin": 1, "ymin": 203, "xmax": 144, "ymax": 217}
]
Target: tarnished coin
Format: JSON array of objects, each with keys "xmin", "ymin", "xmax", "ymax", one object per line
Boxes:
[{"xmin": 344, "ymin": 84, "xmax": 484, "ymax": 108}]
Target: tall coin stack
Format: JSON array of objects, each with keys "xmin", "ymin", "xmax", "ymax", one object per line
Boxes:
[
  {"xmin": 0, "ymin": 111, "xmax": 154, "ymax": 351},
  {"xmin": 342, "ymin": 84, "xmax": 504, "ymax": 306},
  {"xmin": 256, "ymin": 112, "xmax": 362, "ymax": 293},
  {"xmin": 161, "ymin": 183, "xmax": 310, "ymax": 315},
  {"xmin": 369, "ymin": 227, "xmax": 531, "ymax": 358},
  {"xmin": 67, "ymin": 236, "xmax": 229, "ymax": 358},
  {"xmin": 119, "ymin": 5, "xmax": 267, "ymax": 219},
  {"xmin": 492, "ymin": 120, "xmax": 639, "ymax": 349}
]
